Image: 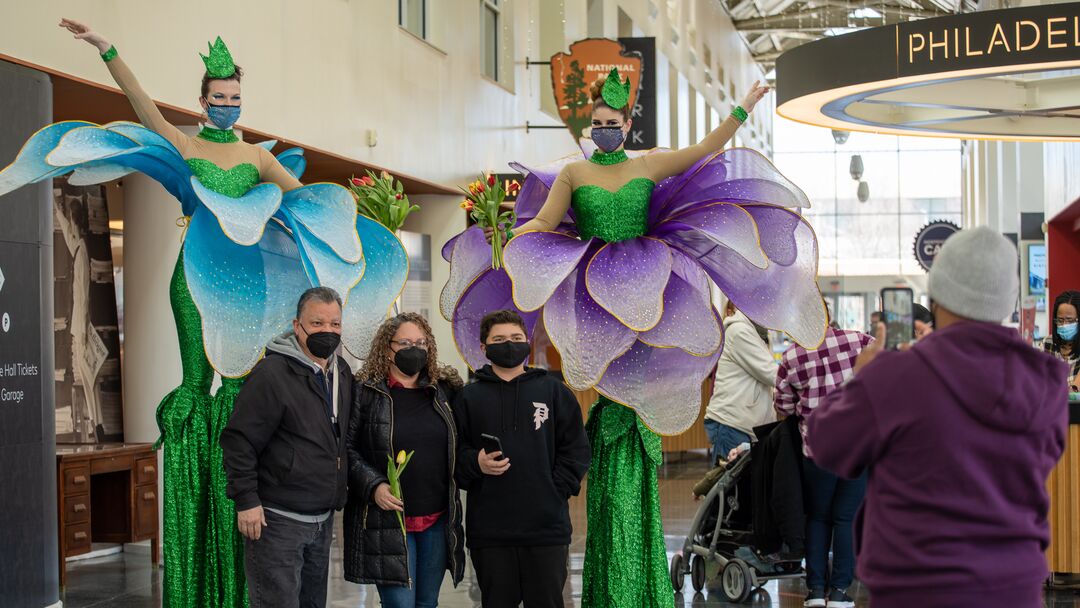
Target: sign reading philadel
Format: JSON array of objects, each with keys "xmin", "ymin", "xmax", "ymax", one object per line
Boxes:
[
  {"xmin": 776, "ymin": 3, "xmax": 1080, "ymax": 106},
  {"xmin": 549, "ymin": 38, "xmax": 657, "ymax": 149},
  {"xmin": 900, "ymin": 4, "xmax": 1080, "ymax": 75},
  {"xmin": 913, "ymin": 220, "xmax": 961, "ymax": 272}
]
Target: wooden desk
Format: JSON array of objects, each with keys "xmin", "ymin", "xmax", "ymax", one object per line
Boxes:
[
  {"xmin": 1048, "ymin": 401, "xmax": 1080, "ymax": 575},
  {"xmin": 55, "ymin": 443, "xmax": 159, "ymax": 587}
]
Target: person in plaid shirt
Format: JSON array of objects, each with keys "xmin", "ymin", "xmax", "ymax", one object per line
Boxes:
[{"xmin": 774, "ymin": 312, "xmax": 873, "ymax": 608}]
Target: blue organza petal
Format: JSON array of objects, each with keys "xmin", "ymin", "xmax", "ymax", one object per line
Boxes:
[
  {"xmin": 0, "ymin": 121, "xmax": 95, "ymax": 196},
  {"xmin": 342, "ymin": 215, "xmax": 410, "ymax": 359},
  {"xmin": 278, "ymin": 183, "xmax": 362, "ymax": 263},
  {"xmin": 191, "ymin": 177, "xmax": 283, "ymax": 246},
  {"xmin": 275, "ymin": 147, "xmax": 307, "ymax": 180},
  {"xmin": 278, "ymin": 207, "xmax": 365, "ymax": 299},
  {"xmin": 46, "ymin": 125, "xmax": 141, "ymax": 166},
  {"xmin": 184, "ymin": 209, "xmax": 312, "ymax": 377}
]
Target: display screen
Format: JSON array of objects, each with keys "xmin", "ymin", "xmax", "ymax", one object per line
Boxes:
[
  {"xmin": 1028, "ymin": 243, "xmax": 1047, "ymax": 296},
  {"xmin": 881, "ymin": 288, "xmax": 914, "ymax": 350}
]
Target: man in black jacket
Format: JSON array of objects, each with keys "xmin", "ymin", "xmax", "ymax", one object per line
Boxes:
[
  {"xmin": 220, "ymin": 287, "xmax": 353, "ymax": 608},
  {"xmin": 455, "ymin": 310, "xmax": 591, "ymax": 608}
]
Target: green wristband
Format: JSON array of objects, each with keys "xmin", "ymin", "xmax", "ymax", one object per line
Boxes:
[
  {"xmin": 100, "ymin": 46, "xmax": 118, "ymax": 63},
  {"xmin": 731, "ymin": 105, "xmax": 749, "ymax": 123}
]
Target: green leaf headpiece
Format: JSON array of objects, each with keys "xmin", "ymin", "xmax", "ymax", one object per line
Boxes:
[
  {"xmin": 200, "ymin": 37, "xmax": 236, "ymax": 79},
  {"xmin": 600, "ymin": 67, "xmax": 631, "ymax": 110}
]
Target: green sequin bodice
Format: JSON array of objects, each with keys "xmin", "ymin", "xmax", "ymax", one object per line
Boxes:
[
  {"xmin": 572, "ymin": 178, "xmax": 655, "ymax": 242},
  {"xmin": 185, "ymin": 158, "xmax": 259, "ymax": 198}
]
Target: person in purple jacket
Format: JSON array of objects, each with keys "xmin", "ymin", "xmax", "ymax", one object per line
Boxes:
[{"xmin": 806, "ymin": 226, "xmax": 1070, "ymax": 608}]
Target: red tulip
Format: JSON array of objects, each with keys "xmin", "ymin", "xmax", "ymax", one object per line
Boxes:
[
  {"xmin": 350, "ymin": 177, "xmax": 363, "ymax": 187},
  {"xmin": 477, "ymin": 183, "xmax": 485, "ymax": 194},
  {"xmin": 362, "ymin": 176, "xmax": 376, "ymax": 187},
  {"xmin": 395, "ymin": 193, "xmax": 403, "ymax": 200},
  {"xmin": 487, "ymin": 174, "xmax": 496, "ymax": 187}
]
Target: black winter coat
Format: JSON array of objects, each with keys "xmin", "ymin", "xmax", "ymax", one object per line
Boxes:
[
  {"xmin": 751, "ymin": 416, "xmax": 806, "ymax": 556},
  {"xmin": 342, "ymin": 376, "xmax": 465, "ymax": 587}
]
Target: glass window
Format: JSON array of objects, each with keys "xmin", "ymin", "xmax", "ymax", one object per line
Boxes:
[
  {"xmin": 482, "ymin": 0, "xmax": 500, "ymax": 81},
  {"xmin": 399, "ymin": 0, "xmax": 427, "ymax": 38}
]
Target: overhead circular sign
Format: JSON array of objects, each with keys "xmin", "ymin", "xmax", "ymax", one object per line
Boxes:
[
  {"xmin": 913, "ymin": 220, "xmax": 961, "ymax": 272},
  {"xmin": 776, "ymin": 3, "xmax": 1080, "ymax": 141}
]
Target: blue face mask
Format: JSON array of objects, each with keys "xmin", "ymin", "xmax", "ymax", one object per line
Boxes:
[
  {"xmin": 591, "ymin": 126, "xmax": 626, "ymax": 153},
  {"xmin": 205, "ymin": 102, "xmax": 241, "ymax": 130},
  {"xmin": 1058, "ymin": 322, "xmax": 1078, "ymax": 341}
]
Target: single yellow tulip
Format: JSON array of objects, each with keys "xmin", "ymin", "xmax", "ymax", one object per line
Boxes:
[{"xmin": 396, "ymin": 450, "xmax": 407, "ymax": 465}]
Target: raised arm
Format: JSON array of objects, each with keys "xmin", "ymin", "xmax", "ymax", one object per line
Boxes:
[
  {"xmin": 60, "ymin": 18, "xmax": 188, "ymax": 150},
  {"xmin": 642, "ymin": 81, "xmax": 770, "ymax": 181},
  {"xmin": 512, "ymin": 165, "xmax": 573, "ymax": 234}
]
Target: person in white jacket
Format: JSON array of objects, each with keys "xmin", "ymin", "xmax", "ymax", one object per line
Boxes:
[{"xmin": 705, "ymin": 299, "xmax": 778, "ymax": 462}]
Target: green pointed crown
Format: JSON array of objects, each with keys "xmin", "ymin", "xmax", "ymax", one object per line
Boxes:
[
  {"xmin": 200, "ymin": 37, "xmax": 236, "ymax": 79},
  {"xmin": 600, "ymin": 67, "xmax": 631, "ymax": 110}
]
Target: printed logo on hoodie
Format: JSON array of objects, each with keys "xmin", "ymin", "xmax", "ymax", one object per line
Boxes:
[{"xmin": 532, "ymin": 402, "xmax": 549, "ymax": 430}]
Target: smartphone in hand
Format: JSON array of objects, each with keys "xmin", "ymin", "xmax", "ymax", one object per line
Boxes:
[
  {"xmin": 881, "ymin": 287, "xmax": 915, "ymax": 350},
  {"xmin": 480, "ymin": 433, "xmax": 506, "ymax": 461}
]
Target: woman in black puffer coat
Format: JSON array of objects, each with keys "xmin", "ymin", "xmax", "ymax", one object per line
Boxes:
[{"xmin": 344, "ymin": 312, "xmax": 465, "ymax": 607}]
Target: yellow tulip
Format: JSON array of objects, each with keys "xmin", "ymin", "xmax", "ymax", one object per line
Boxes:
[{"xmin": 396, "ymin": 450, "xmax": 407, "ymax": 465}]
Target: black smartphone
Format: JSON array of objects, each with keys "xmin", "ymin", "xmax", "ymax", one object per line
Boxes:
[
  {"xmin": 480, "ymin": 433, "xmax": 506, "ymax": 460},
  {"xmin": 880, "ymin": 287, "xmax": 915, "ymax": 350}
]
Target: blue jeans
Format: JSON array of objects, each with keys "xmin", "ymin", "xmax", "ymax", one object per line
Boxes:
[
  {"xmin": 376, "ymin": 515, "xmax": 448, "ymax": 608},
  {"xmin": 802, "ymin": 457, "xmax": 867, "ymax": 591},
  {"xmin": 703, "ymin": 419, "xmax": 752, "ymax": 463}
]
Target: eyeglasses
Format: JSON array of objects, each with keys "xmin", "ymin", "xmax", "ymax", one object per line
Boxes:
[
  {"xmin": 1056, "ymin": 318, "xmax": 1078, "ymax": 325},
  {"xmin": 391, "ymin": 339, "xmax": 429, "ymax": 349}
]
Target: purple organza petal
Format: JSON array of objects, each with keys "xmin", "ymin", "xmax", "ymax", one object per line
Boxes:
[
  {"xmin": 452, "ymin": 269, "xmax": 539, "ymax": 370},
  {"xmin": 666, "ymin": 209, "xmax": 827, "ymax": 348},
  {"xmin": 441, "ymin": 232, "xmax": 461, "ymax": 263},
  {"xmin": 649, "ymin": 148, "xmax": 811, "ymax": 226},
  {"xmin": 585, "ymin": 237, "xmax": 672, "ymax": 332},
  {"xmin": 596, "ymin": 335, "xmax": 723, "ymax": 435},
  {"xmin": 544, "ymin": 262, "xmax": 638, "ymax": 391},
  {"xmin": 741, "ymin": 203, "xmax": 802, "ymax": 266},
  {"xmin": 652, "ymin": 202, "xmax": 768, "ymax": 269},
  {"xmin": 439, "ymin": 226, "xmax": 492, "ymax": 321},
  {"xmin": 639, "ymin": 250, "xmax": 722, "ymax": 356},
  {"xmin": 504, "ymin": 231, "xmax": 596, "ymax": 311}
]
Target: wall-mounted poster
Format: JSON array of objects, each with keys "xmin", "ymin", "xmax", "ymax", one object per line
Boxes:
[
  {"xmin": 53, "ymin": 179, "xmax": 123, "ymax": 444},
  {"xmin": 398, "ymin": 231, "xmax": 432, "ymax": 320}
]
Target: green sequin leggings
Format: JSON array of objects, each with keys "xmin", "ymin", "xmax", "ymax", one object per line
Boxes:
[
  {"xmin": 582, "ymin": 398, "xmax": 675, "ymax": 608},
  {"xmin": 156, "ymin": 252, "xmax": 247, "ymax": 608}
]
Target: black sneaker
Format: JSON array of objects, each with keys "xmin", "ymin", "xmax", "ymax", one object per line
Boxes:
[
  {"xmin": 804, "ymin": 588, "xmax": 827, "ymax": 608},
  {"xmin": 826, "ymin": 587, "xmax": 855, "ymax": 608}
]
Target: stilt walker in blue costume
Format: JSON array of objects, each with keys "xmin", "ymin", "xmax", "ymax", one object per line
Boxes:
[{"xmin": 0, "ymin": 19, "xmax": 408, "ymax": 607}]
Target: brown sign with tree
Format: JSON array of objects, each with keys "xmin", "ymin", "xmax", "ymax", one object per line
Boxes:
[{"xmin": 550, "ymin": 38, "xmax": 643, "ymax": 142}]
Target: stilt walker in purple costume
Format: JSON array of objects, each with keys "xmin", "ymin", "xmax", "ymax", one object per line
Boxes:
[
  {"xmin": 442, "ymin": 67, "xmax": 827, "ymax": 606},
  {"xmin": 0, "ymin": 20, "xmax": 408, "ymax": 607}
]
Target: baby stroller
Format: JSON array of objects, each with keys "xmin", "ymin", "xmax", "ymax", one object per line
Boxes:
[{"xmin": 670, "ymin": 421, "xmax": 805, "ymax": 602}]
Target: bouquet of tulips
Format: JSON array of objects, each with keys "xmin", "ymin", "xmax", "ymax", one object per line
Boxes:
[
  {"xmin": 387, "ymin": 449, "xmax": 415, "ymax": 537},
  {"xmin": 460, "ymin": 174, "xmax": 518, "ymax": 269},
  {"xmin": 348, "ymin": 170, "xmax": 421, "ymax": 234}
]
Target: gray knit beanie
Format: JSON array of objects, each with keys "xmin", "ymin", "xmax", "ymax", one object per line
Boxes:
[{"xmin": 928, "ymin": 226, "xmax": 1018, "ymax": 323}]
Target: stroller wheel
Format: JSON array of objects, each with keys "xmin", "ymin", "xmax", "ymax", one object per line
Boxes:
[
  {"xmin": 720, "ymin": 558, "xmax": 753, "ymax": 603},
  {"xmin": 670, "ymin": 552, "xmax": 686, "ymax": 592},
  {"xmin": 691, "ymin": 555, "xmax": 706, "ymax": 591}
]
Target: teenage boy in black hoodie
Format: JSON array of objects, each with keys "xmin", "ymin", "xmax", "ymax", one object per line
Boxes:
[{"xmin": 455, "ymin": 309, "xmax": 591, "ymax": 608}]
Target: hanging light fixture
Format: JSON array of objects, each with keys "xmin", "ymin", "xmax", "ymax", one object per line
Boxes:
[
  {"xmin": 857, "ymin": 180, "xmax": 870, "ymax": 202},
  {"xmin": 849, "ymin": 154, "xmax": 864, "ymax": 180},
  {"xmin": 832, "ymin": 129, "xmax": 850, "ymax": 145}
]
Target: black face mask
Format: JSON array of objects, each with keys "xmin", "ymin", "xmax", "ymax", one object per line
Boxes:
[
  {"xmin": 300, "ymin": 325, "xmax": 341, "ymax": 359},
  {"xmin": 486, "ymin": 342, "xmax": 531, "ymax": 369},
  {"xmin": 393, "ymin": 347, "xmax": 428, "ymax": 377}
]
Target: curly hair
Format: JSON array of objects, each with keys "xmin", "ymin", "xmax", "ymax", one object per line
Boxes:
[{"xmin": 357, "ymin": 312, "xmax": 463, "ymax": 389}]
